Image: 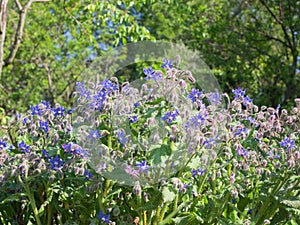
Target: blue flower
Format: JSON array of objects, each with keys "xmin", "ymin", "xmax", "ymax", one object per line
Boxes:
[
  {"xmin": 178, "ymin": 183, "xmax": 192, "ymax": 193},
  {"xmin": 22, "ymin": 117, "xmax": 27, "ymax": 125},
  {"xmin": 86, "ymin": 129, "xmax": 101, "ymax": 141},
  {"xmin": 41, "ymin": 100, "xmax": 51, "ymax": 109},
  {"xmin": 247, "ymin": 117, "xmax": 258, "ymax": 126},
  {"xmin": 18, "ymin": 140, "xmax": 30, "ymax": 153},
  {"xmin": 136, "ymin": 160, "xmax": 151, "ymax": 175},
  {"xmin": 187, "ymin": 88, "xmax": 203, "ymax": 103},
  {"xmin": 209, "ymin": 92, "xmax": 222, "ymax": 105},
  {"xmin": 62, "ymin": 142, "xmax": 88, "ymax": 158},
  {"xmin": 97, "ymin": 210, "xmax": 111, "ymax": 224},
  {"xmin": 125, "ymin": 165, "xmax": 139, "ymax": 179},
  {"xmin": 92, "ymin": 89, "xmax": 107, "ymax": 110},
  {"xmin": 42, "ymin": 149, "xmax": 49, "ymax": 158},
  {"xmin": 186, "ymin": 111, "xmax": 207, "ymax": 129},
  {"xmin": 276, "ymin": 104, "xmax": 281, "ymax": 112},
  {"xmin": 129, "ymin": 115, "xmax": 138, "ymax": 124},
  {"xmin": 161, "ymin": 58, "xmax": 173, "ymax": 69},
  {"xmin": 191, "ymin": 168, "xmax": 206, "ymax": 177},
  {"xmin": 143, "ymin": 67, "xmax": 163, "ymax": 81},
  {"xmin": 279, "ymin": 137, "xmax": 295, "ymax": 152},
  {"xmin": 84, "ymin": 169, "xmax": 93, "ymax": 180},
  {"xmin": 203, "ymin": 138, "xmax": 216, "ymax": 148},
  {"xmin": 232, "ymin": 87, "xmax": 245, "ymax": 99},
  {"xmin": 0, "ymin": 140, "xmax": 7, "ymax": 150},
  {"xmin": 53, "ymin": 106, "xmax": 65, "ymax": 117},
  {"xmin": 161, "ymin": 110, "xmax": 179, "ymax": 124},
  {"xmin": 30, "ymin": 105, "xmax": 42, "ymax": 116},
  {"xmin": 234, "ymin": 128, "xmax": 248, "ymax": 136},
  {"xmin": 117, "ymin": 130, "xmax": 128, "ymax": 146},
  {"xmin": 100, "ymin": 79, "xmax": 118, "ymax": 94},
  {"xmin": 49, "ymin": 155, "xmax": 64, "ymax": 170},
  {"xmin": 243, "ymin": 95, "xmax": 253, "ymax": 106},
  {"xmin": 236, "ymin": 148, "xmax": 247, "ymax": 157},
  {"xmin": 76, "ymin": 82, "xmax": 90, "ymax": 98},
  {"xmin": 66, "ymin": 108, "xmax": 74, "ymax": 114},
  {"xmin": 133, "ymin": 102, "xmax": 139, "ymax": 108},
  {"xmin": 39, "ymin": 120, "xmax": 49, "ymax": 134}
]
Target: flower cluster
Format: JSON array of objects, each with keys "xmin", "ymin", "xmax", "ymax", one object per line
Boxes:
[{"xmin": 0, "ymin": 58, "xmax": 299, "ymax": 225}]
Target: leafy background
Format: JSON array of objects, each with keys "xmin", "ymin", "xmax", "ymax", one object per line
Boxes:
[{"xmin": 0, "ymin": 0, "xmax": 299, "ymax": 121}]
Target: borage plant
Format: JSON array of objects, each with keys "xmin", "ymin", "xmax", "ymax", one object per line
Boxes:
[{"xmin": 0, "ymin": 58, "xmax": 299, "ymax": 225}]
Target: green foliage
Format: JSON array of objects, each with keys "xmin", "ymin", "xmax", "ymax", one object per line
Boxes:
[
  {"xmin": 139, "ymin": 0, "xmax": 300, "ymax": 107},
  {"xmin": 0, "ymin": 0, "xmax": 152, "ymax": 114}
]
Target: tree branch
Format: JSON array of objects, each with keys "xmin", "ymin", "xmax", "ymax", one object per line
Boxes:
[
  {"xmin": 15, "ymin": 0, "xmax": 22, "ymax": 10},
  {"xmin": 3, "ymin": 0, "xmax": 50, "ymax": 66},
  {"xmin": 0, "ymin": 0, "xmax": 9, "ymax": 79},
  {"xmin": 63, "ymin": 0, "xmax": 86, "ymax": 35},
  {"xmin": 259, "ymin": 0, "xmax": 293, "ymax": 50}
]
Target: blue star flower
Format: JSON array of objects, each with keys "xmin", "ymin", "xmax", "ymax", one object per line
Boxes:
[
  {"xmin": 92, "ymin": 89, "xmax": 107, "ymax": 110},
  {"xmin": 49, "ymin": 155, "xmax": 64, "ymax": 170},
  {"xmin": 136, "ymin": 160, "xmax": 151, "ymax": 175},
  {"xmin": 161, "ymin": 58, "xmax": 173, "ymax": 69},
  {"xmin": 39, "ymin": 120, "xmax": 49, "ymax": 134},
  {"xmin": 30, "ymin": 105, "xmax": 42, "ymax": 116},
  {"xmin": 18, "ymin": 140, "xmax": 30, "ymax": 153},
  {"xmin": 279, "ymin": 137, "xmax": 295, "ymax": 152},
  {"xmin": 143, "ymin": 67, "xmax": 163, "ymax": 81},
  {"xmin": 117, "ymin": 130, "xmax": 128, "ymax": 146},
  {"xmin": 236, "ymin": 148, "xmax": 247, "ymax": 157},
  {"xmin": 191, "ymin": 168, "xmax": 206, "ymax": 177},
  {"xmin": 97, "ymin": 210, "xmax": 111, "ymax": 224},
  {"xmin": 186, "ymin": 111, "xmax": 207, "ymax": 129},
  {"xmin": 161, "ymin": 110, "xmax": 179, "ymax": 124},
  {"xmin": 100, "ymin": 79, "xmax": 118, "ymax": 94},
  {"xmin": 232, "ymin": 87, "xmax": 246, "ymax": 99},
  {"xmin": 76, "ymin": 82, "xmax": 90, "ymax": 98},
  {"xmin": 243, "ymin": 95, "xmax": 253, "ymax": 106},
  {"xmin": 209, "ymin": 92, "xmax": 222, "ymax": 105},
  {"xmin": 187, "ymin": 88, "xmax": 203, "ymax": 103},
  {"xmin": 53, "ymin": 106, "xmax": 65, "ymax": 117},
  {"xmin": 129, "ymin": 115, "xmax": 138, "ymax": 124},
  {"xmin": 86, "ymin": 129, "xmax": 101, "ymax": 141},
  {"xmin": 0, "ymin": 140, "xmax": 7, "ymax": 150},
  {"xmin": 234, "ymin": 128, "xmax": 248, "ymax": 136}
]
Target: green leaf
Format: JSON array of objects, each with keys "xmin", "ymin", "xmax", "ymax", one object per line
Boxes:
[
  {"xmin": 0, "ymin": 193, "xmax": 27, "ymax": 204},
  {"xmin": 162, "ymin": 186, "xmax": 175, "ymax": 203}
]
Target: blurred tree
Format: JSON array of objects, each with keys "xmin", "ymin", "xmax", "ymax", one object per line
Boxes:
[
  {"xmin": 1, "ymin": 0, "xmax": 299, "ymax": 120},
  {"xmin": 139, "ymin": 0, "xmax": 300, "ymax": 107},
  {"xmin": 0, "ymin": 0, "xmax": 152, "ymax": 116}
]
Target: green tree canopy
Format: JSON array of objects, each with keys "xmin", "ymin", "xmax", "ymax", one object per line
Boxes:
[{"xmin": 139, "ymin": 0, "xmax": 300, "ymax": 107}]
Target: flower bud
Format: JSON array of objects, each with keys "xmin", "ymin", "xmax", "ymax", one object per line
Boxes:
[
  {"xmin": 230, "ymin": 189, "xmax": 238, "ymax": 198},
  {"xmin": 186, "ymin": 71, "xmax": 196, "ymax": 83},
  {"xmin": 288, "ymin": 158, "xmax": 295, "ymax": 168},
  {"xmin": 49, "ymin": 174, "xmax": 55, "ymax": 183},
  {"xmin": 52, "ymin": 133, "xmax": 59, "ymax": 143},
  {"xmin": 295, "ymin": 98, "xmax": 300, "ymax": 108},
  {"xmin": 133, "ymin": 181, "xmax": 141, "ymax": 196},
  {"xmin": 230, "ymin": 173, "xmax": 235, "ymax": 185},
  {"xmin": 291, "ymin": 107, "xmax": 298, "ymax": 114},
  {"xmin": 179, "ymin": 79, "xmax": 186, "ymax": 90},
  {"xmin": 294, "ymin": 151, "xmax": 299, "ymax": 160},
  {"xmin": 261, "ymin": 106, "xmax": 267, "ymax": 111},
  {"xmin": 262, "ymin": 159, "xmax": 267, "ymax": 167},
  {"xmin": 244, "ymin": 180, "xmax": 249, "ymax": 187}
]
